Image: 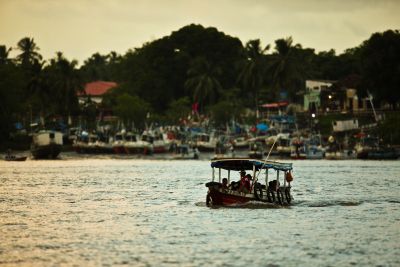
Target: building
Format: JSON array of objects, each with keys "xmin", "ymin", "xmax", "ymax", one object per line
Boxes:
[
  {"xmin": 78, "ymin": 81, "xmax": 118, "ymax": 105},
  {"xmin": 303, "ymin": 80, "xmax": 335, "ymax": 112},
  {"xmin": 304, "ymin": 80, "xmax": 370, "ymax": 114}
]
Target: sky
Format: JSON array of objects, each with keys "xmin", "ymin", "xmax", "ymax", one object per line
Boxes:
[{"xmin": 0, "ymin": 0, "xmax": 399, "ymax": 64}]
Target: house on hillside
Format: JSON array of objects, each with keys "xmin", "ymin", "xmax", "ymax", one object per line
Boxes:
[
  {"xmin": 304, "ymin": 79, "xmax": 370, "ymax": 114},
  {"xmin": 78, "ymin": 81, "xmax": 118, "ymax": 105},
  {"xmin": 303, "ymin": 80, "xmax": 335, "ymax": 113}
]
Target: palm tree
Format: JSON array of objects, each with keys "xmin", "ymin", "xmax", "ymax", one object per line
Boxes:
[
  {"xmin": 44, "ymin": 52, "xmax": 83, "ymax": 118},
  {"xmin": 16, "ymin": 37, "xmax": 42, "ymax": 67},
  {"xmin": 184, "ymin": 57, "xmax": 222, "ymax": 112},
  {"xmin": 269, "ymin": 37, "xmax": 305, "ymax": 102},
  {"xmin": 237, "ymin": 39, "xmax": 269, "ymax": 115},
  {"xmin": 0, "ymin": 45, "xmax": 12, "ymax": 65}
]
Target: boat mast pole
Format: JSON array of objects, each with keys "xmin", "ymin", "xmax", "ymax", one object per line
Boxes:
[
  {"xmin": 255, "ymin": 136, "xmax": 280, "ymax": 182},
  {"xmin": 266, "ymin": 135, "xmax": 279, "ymax": 161}
]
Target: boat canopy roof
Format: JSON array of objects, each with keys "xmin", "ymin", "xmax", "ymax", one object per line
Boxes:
[{"xmin": 211, "ymin": 158, "xmax": 293, "ymax": 172}]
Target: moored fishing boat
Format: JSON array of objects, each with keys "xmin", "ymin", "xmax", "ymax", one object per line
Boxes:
[
  {"xmin": 31, "ymin": 130, "xmax": 63, "ymax": 159},
  {"xmin": 172, "ymin": 144, "xmax": 200, "ymax": 160},
  {"xmin": 205, "ymin": 158, "xmax": 294, "ymax": 206},
  {"xmin": 124, "ymin": 132, "xmax": 153, "ymax": 155},
  {"xmin": 112, "ymin": 131, "xmax": 126, "ymax": 154}
]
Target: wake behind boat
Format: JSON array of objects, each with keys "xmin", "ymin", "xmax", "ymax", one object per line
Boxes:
[{"xmin": 205, "ymin": 158, "xmax": 294, "ymax": 206}]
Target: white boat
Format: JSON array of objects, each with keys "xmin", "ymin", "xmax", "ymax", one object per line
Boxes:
[
  {"xmin": 124, "ymin": 132, "xmax": 152, "ymax": 155},
  {"xmin": 194, "ymin": 133, "xmax": 217, "ymax": 152},
  {"xmin": 232, "ymin": 136, "xmax": 249, "ymax": 149},
  {"xmin": 248, "ymin": 141, "xmax": 264, "ymax": 159},
  {"xmin": 112, "ymin": 131, "xmax": 126, "ymax": 154},
  {"xmin": 152, "ymin": 132, "xmax": 170, "ymax": 153},
  {"xmin": 31, "ymin": 130, "xmax": 63, "ymax": 159},
  {"xmin": 172, "ymin": 144, "xmax": 199, "ymax": 160},
  {"xmin": 276, "ymin": 134, "xmax": 292, "ymax": 157}
]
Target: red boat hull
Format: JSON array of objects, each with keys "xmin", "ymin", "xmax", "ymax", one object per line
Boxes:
[{"xmin": 208, "ymin": 189, "xmax": 253, "ymax": 205}]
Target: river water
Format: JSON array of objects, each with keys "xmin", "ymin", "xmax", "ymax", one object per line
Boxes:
[{"xmin": 1, "ymin": 157, "xmax": 399, "ymax": 266}]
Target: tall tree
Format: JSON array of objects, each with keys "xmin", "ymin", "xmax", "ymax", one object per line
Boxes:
[
  {"xmin": 269, "ymin": 37, "xmax": 306, "ymax": 102},
  {"xmin": 45, "ymin": 52, "xmax": 83, "ymax": 117},
  {"xmin": 238, "ymin": 39, "xmax": 269, "ymax": 109},
  {"xmin": 16, "ymin": 37, "xmax": 42, "ymax": 67},
  {"xmin": 184, "ymin": 57, "xmax": 222, "ymax": 112},
  {"xmin": 114, "ymin": 93, "xmax": 150, "ymax": 130},
  {"xmin": 358, "ymin": 30, "xmax": 400, "ymax": 108},
  {"xmin": 0, "ymin": 45, "xmax": 12, "ymax": 65}
]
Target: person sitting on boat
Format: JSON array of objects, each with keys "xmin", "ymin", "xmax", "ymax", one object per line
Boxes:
[
  {"xmin": 230, "ymin": 171, "xmax": 245, "ymax": 191},
  {"xmin": 221, "ymin": 178, "xmax": 229, "ymax": 189},
  {"xmin": 239, "ymin": 172, "xmax": 251, "ymax": 193}
]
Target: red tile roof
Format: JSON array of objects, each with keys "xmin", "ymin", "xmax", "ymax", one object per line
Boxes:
[{"xmin": 80, "ymin": 81, "xmax": 118, "ymax": 96}]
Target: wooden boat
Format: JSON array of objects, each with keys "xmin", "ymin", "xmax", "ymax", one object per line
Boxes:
[
  {"xmin": 4, "ymin": 155, "xmax": 27, "ymax": 161},
  {"xmin": 205, "ymin": 158, "xmax": 294, "ymax": 206}
]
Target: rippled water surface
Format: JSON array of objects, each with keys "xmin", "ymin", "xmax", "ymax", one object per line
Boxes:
[{"xmin": 1, "ymin": 158, "xmax": 399, "ymax": 266}]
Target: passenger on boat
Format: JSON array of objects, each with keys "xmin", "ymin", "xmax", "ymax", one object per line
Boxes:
[
  {"xmin": 222, "ymin": 178, "xmax": 229, "ymax": 189},
  {"xmin": 239, "ymin": 173, "xmax": 251, "ymax": 193},
  {"xmin": 230, "ymin": 171, "xmax": 245, "ymax": 190}
]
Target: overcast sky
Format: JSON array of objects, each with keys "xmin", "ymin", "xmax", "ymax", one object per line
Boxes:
[{"xmin": 1, "ymin": 0, "xmax": 399, "ymax": 63}]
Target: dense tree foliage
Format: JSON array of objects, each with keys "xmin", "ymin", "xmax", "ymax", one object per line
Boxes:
[
  {"xmin": 114, "ymin": 93, "xmax": 151, "ymax": 130},
  {"xmin": 1, "ymin": 25, "xmax": 399, "ymax": 147},
  {"xmin": 358, "ymin": 30, "xmax": 400, "ymax": 108}
]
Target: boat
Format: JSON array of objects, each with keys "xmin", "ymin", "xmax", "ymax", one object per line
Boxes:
[
  {"xmin": 112, "ymin": 131, "xmax": 126, "ymax": 154},
  {"xmin": 72, "ymin": 131, "xmax": 89, "ymax": 153},
  {"xmin": 205, "ymin": 158, "xmax": 294, "ymax": 206},
  {"xmin": 31, "ymin": 130, "xmax": 63, "ymax": 159},
  {"xmin": 151, "ymin": 132, "xmax": 170, "ymax": 153},
  {"xmin": 305, "ymin": 145, "xmax": 325, "ymax": 159},
  {"xmin": 290, "ymin": 138, "xmax": 306, "ymax": 159},
  {"xmin": 194, "ymin": 133, "xmax": 217, "ymax": 152},
  {"xmin": 232, "ymin": 135, "xmax": 249, "ymax": 150},
  {"xmin": 172, "ymin": 144, "xmax": 200, "ymax": 160},
  {"xmin": 355, "ymin": 135, "xmax": 398, "ymax": 160},
  {"xmin": 324, "ymin": 135, "xmax": 355, "ymax": 160},
  {"xmin": 276, "ymin": 134, "xmax": 292, "ymax": 157},
  {"xmin": 4, "ymin": 154, "xmax": 27, "ymax": 161},
  {"xmin": 248, "ymin": 141, "xmax": 264, "ymax": 159},
  {"xmin": 124, "ymin": 132, "xmax": 150, "ymax": 154}
]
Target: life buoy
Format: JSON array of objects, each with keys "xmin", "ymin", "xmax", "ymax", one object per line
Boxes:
[
  {"xmin": 285, "ymin": 188, "xmax": 291, "ymax": 204},
  {"xmin": 267, "ymin": 189, "xmax": 275, "ymax": 203},
  {"xmin": 285, "ymin": 172, "xmax": 293, "ymax": 183},
  {"xmin": 254, "ymin": 183, "xmax": 263, "ymax": 201},
  {"xmin": 277, "ymin": 189, "xmax": 284, "ymax": 205},
  {"xmin": 206, "ymin": 193, "xmax": 212, "ymax": 206}
]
